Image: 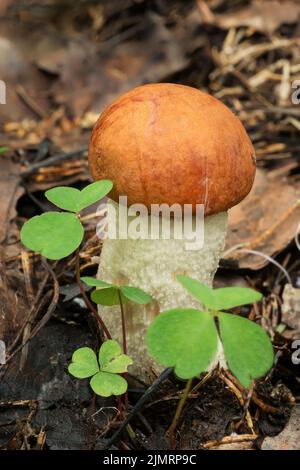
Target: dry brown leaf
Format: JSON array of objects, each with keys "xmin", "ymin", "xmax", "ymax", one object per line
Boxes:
[
  {"xmin": 0, "ymin": 157, "xmax": 27, "ymax": 341},
  {"xmin": 226, "ymin": 168, "xmax": 300, "ymax": 269},
  {"xmin": 0, "ymin": 157, "xmax": 23, "ymax": 243},
  {"xmin": 0, "ymin": 37, "xmax": 50, "ymax": 123},
  {"xmin": 50, "ymin": 14, "xmax": 188, "ymax": 117},
  {"xmin": 262, "ymin": 405, "xmax": 300, "ymax": 450}
]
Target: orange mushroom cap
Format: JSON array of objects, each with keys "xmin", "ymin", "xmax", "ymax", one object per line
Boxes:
[{"xmin": 88, "ymin": 83, "xmax": 256, "ymax": 215}]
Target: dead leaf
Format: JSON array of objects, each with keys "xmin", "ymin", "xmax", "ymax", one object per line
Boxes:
[
  {"xmin": 226, "ymin": 169, "xmax": 300, "ymax": 269},
  {"xmin": 281, "ymin": 284, "xmax": 300, "ymax": 336},
  {"xmin": 0, "ymin": 0, "xmax": 8, "ymax": 16},
  {"xmin": 0, "ymin": 37, "xmax": 50, "ymax": 123},
  {"xmin": 262, "ymin": 405, "xmax": 300, "ymax": 450},
  {"xmin": 51, "ymin": 14, "xmax": 188, "ymax": 117},
  {"xmin": 213, "ymin": 0, "xmax": 300, "ymax": 35},
  {"xmin": 0, "ymin": 156, "xmax": 23, "ymax": 243}
]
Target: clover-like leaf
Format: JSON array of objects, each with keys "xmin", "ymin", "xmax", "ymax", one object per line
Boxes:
[
  {"xmin": 82, "ymin": 277, "xmax": 152, "ymax": 306},
  {"xmin": 177, "ymin": 275, "xmax": 215, "ymax": 309},
  {"xmin": 91, "ymin": 287, "xmax": 129, "ymax": 306},
  {"xmin": 45, "ymin": 187, "xmax": 81, "ymax": 212},
  {"xmin": 99, "ymin": 340, "xmax": 133, "ymax": 373},
  {"xmin": 147, "ymin": 308, "xmax": 218, "ymax": 379},
  {"xmin": 120, "ymin": 286, "xmax": 152, "ymax": 305},
  {"xmin": 219, "ymin": 312, "xmax": 274, "ymax": 388},
  {"xmin": 81, "ymin": 276, "xmax": 112, "ymax": 288},
  {"xmin": 77, "ymin": 180, "xmax": 113, "ymax": 211},
  {"xmin": 21, "ymin": 212, "xmax": 84, "ymax": 260},
  {"xmin": 99, "ymin": 340, "xmax": 122, "ymax": 366},
  {"xmin": 90, "ymin": 371, "xmax": 128, "ymax": 397},
  {"xmin": 68, "ymin": 347, "xmax": 99, "ymax": 378},
  {"xmin": 177, "ymin": 275, "xmax": 262, "ymax": 310},
  {"xmin": 210, "ymin": 287, "xmax": 262, "ymax": 310},
  {"xmin": 45, "ymin": 180, "xmax": 113, "ymax": 213}
]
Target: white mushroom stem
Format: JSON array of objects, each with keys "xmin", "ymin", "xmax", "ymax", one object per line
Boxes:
[{"xmin": 96, "ymin": 202, "xmax": 228, "ymax": 383}]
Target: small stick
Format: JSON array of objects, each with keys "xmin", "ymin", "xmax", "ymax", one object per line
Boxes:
[
  {"xmin": 168, "ymin": 378, "xmax": 193, "ymax": 449},
  {"xmin": 21, "ymin": 147, "xmax": 88, "ymax": 176},
  {"xmin": 105, "ymin": 368, "xmax": 173, "ymax": 449},
  {"xmin": 203, "ymin": 433, "xmax": 258, "ymax": 449},
  {"xmin": 5, "ymin": 260, "xmax": 59, "ymax": 364},
  {"xmin": 16, "ymin": 85, "xmax": 48, "ymax": 119},
  {"xmin": 219, "ymin": 372, "xmax": 255, "ymax": 434}
]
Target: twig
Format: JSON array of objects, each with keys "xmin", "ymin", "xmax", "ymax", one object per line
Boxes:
[
  {"xmin": 21, "ymin": 147, "xmax": 88, "ymax": 177},
  {"xmin": 104, "ymin": 368, "xmax": 173, "ymax": 449},
  {"xmin": 219, "ymin": 372, "xmax": 255, "ymax": 434},
  {"xmin": 5, "ymin": 260, "xmax": 59, "ymax": 364},
  {"xmin": 225, "ymin": 370, "xmax": 279, "ymax": 414},
  {"xmin": 16, "ymin": 85, "xmax": 48, "ymax": 119},
  {"xmin": 168, "ymin": 378, "xmax": 193, "ymax": 449},
  {"xmin": 203, "ymin": 433, "xmax": 258, "ymax": 449},
  {"xmin": 7, "ymin": 270, "xmax": 50, "ymax": 353},
  {"xmin": 20, "ymin": 250, "xmax": 34, "ymax": 370}
]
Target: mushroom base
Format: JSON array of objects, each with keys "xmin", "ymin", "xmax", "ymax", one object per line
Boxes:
[{"xmin": 96, "ymin": 209, "xmax": 228, "ymax": 383}]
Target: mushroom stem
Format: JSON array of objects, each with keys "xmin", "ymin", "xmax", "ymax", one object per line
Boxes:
[{"xmin": 97, "ymin": 203, "xmax": 228, "ymax": 383}]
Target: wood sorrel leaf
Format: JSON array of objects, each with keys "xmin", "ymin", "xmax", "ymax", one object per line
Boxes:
[
  {"xmin": 177, "ymin": 275, "xmax": 262, "ymax": 310},
  {"xmin": 77, "ymin": 180, "xmax": 113, "ymax": 211},
  {"xmin": 21, "ymin": 212, "xmax": 84, "ymax": 260},
  {"xmin": 99, "ymin": 340, "xmax": 122, "ymax": 366},
  {"xmin": 99, "ymin": 340, "xmax": 133, "ymax": 374},
  {"xmin": 91, "ymin": 287, "xmax": 129, "ymax": 306},
  {"xmin": 81, "ymin": 276, "xmax": 112, "ymax": 288},
  {"xmin": 147, "ymin": 308, "xmax": 218, "ymax": 379},
  {"xmin": 120, "ymin": 286, "xmax": 152, "ymax": 305},
  {"xmin": 90, "ymin": 371, "xmax": 128, "ymax": 397},
  {"xmin": 45, "ymin": 180, "xmax": 113, "ymax": 213},
  {"xmin": 219, "ymin": 312, "xmax": 274, "ymax": 388},
  {"xmin": 209, "ymin": 287, "xmax": 262, "ymax": 310},
  {"xmin": 176, "ymin": 275, "xmax": 215, "ymax": 309},
  {"xmin": 68, "ymin": 347, "xmax": 99, "ymax": 379},
  {"xmin": 45, "ymin": 187, "xmax": 81, "ymax": 212}
]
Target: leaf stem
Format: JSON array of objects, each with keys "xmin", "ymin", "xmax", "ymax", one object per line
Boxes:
[
  {"xmin": 118, "ymin": 289, "xmax": 129, "ymax": 415},
  {"xmin": 118, "ymin": 290, "xmax": 127, "ymax": 355},
  {"xmin": 75, "ymin": 248, "xmax": 111, "ymax": 340},
  {"xmin": 168, "ymin": 378, "xmax": 193, "ymax": 449},
  {"xmin": 104, "ymin": 368, "xmax": 173, "ymax": 449}
]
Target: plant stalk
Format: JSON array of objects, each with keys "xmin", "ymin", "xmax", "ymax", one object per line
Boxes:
[
  {"xmin": 168, "ymin": 378, "xmax": 193, "ymax": 449},
  {"xmin": 75, "ymin": 248, "xmax": 111, "ymax": 339},
  {"xmin": 118, "ymin": 289, "xmax": 129, "ymax": 415}
]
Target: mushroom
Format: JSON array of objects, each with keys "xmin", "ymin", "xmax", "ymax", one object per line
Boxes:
[{"xmin": 88, "ymin": 83, "xmax": 256, "ymax": 382}]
